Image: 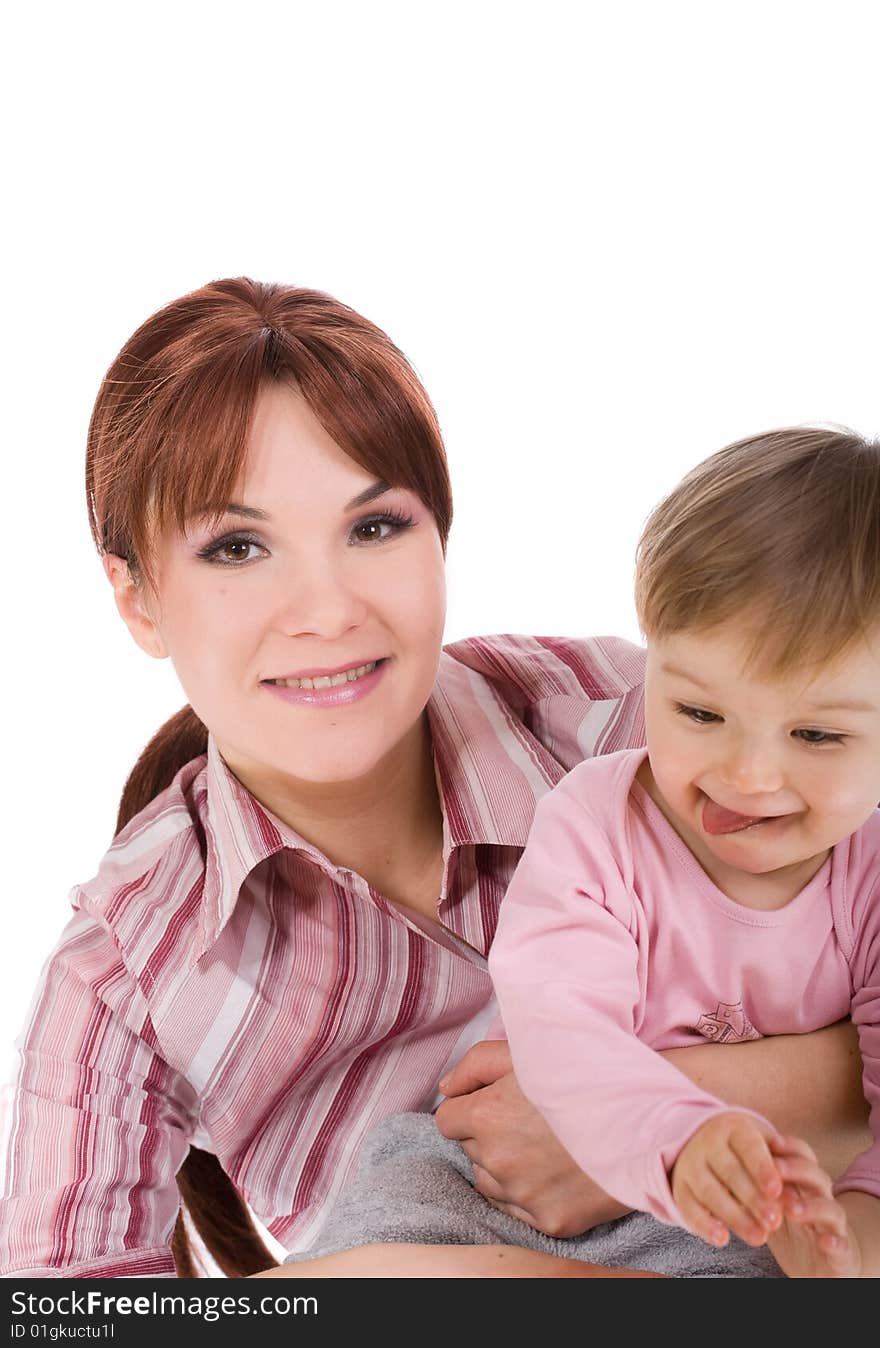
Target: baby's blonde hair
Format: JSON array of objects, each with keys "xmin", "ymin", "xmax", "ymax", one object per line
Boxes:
[{"xmin": 635, "ymin": 427, "xmax": 880, "ymax": 677}]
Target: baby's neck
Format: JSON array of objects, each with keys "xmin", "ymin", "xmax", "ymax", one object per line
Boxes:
[{"xmin": 700, "ymin": 852, "xmax": 830, "ymax": 911}]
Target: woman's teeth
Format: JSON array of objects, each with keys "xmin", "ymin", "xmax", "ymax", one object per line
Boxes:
[{"xmin": 269, "ymin": 661, "xmax": 379, "ymax": 691}]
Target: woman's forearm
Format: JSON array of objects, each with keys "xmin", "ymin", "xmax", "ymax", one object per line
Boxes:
[{"xmin": 662, "ymin": 1019, "xmax": 870, "ymax": 1179}]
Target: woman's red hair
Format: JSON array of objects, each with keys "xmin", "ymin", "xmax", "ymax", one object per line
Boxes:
[
  {"xmin": 86, "ymin": 277, "xmax": 453, "ymax": 1276},
  {"xmin": 88, "ymin": 276, "xmax": 452, "ymax": 591}
]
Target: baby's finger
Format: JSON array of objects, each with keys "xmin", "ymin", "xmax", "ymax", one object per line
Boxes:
[
  {"xmin": 768, "ymin": 1134, "xmax": 818, "ymax": 1165},
  {"xmin": 675, "ymin": 1181, "xmax": 730, "ymax": 1248},
  {"xmin": 708, "ymin": 1152, "xmax": 781, "ymax": 1231},
  {"xmin": 688, "ymin": 1170, "xmax": 770, "ymax": 1247},
  {"xmin": 773, "ymin": 1156, "xmax": 833, "ymax": 1198},
  {"xmin": 727, "ymin": 1126, "xmax": 781, "ymax": 1213},
  {"xmin": 729, "ymin": 1127, "xmax": 782, "ymax": 1199}
]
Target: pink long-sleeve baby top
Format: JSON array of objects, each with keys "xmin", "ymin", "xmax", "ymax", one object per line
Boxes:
[{"xmin": 489, "ymin": 747, "xmax": 880, "ymax": 1226}]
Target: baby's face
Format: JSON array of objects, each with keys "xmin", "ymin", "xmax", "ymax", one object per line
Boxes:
[{"xmin": 642, "ymin": 625, "xmax": 880, "ymax": 900}]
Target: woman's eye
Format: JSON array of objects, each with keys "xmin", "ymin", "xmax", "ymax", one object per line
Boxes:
[
  {"xmin": 197, "ymin": 535, "xmax": 265, "ymax": 565},
  {"xmin": 352, "ymin": 520, "xmax": 390, "ymax": 543},
  {"xmin": 793, "ymin": 728, "xmax": 846, "ymax": 746},
  {"xmin": 350, "ymin": 512, "xmax": 415, "ymax": 545},
  {"xmin": 196, "ymin": 512, "xmax": 415, "ymax": 564},
  {"xmin": 674, "ymin": 703, "xmax": 721, "ymax": 725}
]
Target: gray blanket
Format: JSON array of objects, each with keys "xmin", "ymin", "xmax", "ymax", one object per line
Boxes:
[{"xmin": 284, "ymin": 1112, "xmax": 782, "ymax": 1278}]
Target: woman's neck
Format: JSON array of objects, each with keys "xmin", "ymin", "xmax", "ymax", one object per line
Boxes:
[{"xmin": 220, "ymin": 715, "xmax": 446, "ymax": 911}]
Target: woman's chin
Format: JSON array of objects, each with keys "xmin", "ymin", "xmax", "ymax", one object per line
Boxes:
[{"xmin": 261, "ymin": 755, "xmax": 388, "ymax": 789}]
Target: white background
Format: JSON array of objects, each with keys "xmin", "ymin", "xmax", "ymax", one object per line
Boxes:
[{"xmin": 2, "ymin": 1, "xmax": 878, "ymax": 1052}]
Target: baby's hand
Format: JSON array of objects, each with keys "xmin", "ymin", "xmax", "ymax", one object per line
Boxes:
[
  {"xmin": 766, "ymin": 1135, "xmax": 862, "ymax": 1278},
  {"xmin": 670, "ymin": 1112, "xmax": 783, "ymax": 1248}
]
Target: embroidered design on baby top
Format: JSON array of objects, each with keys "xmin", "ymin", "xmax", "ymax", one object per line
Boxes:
[{"xmin": 694, "ymin": 1001, "xmax": 760, "ymax": 1044}]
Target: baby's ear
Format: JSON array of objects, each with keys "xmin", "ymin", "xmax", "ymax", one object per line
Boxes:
[{"xmin": 102, "ymin": 554, "xmax": 168, "ymax": 660}]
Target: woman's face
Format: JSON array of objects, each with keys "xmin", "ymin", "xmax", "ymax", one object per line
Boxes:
[{"xmin": 106, "ymin": 382, "xmax": 447, "ymax": 791}]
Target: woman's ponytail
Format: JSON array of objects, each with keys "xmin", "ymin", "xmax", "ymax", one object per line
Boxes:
[
  {"xmin": 114, "ymin": 706, "xmax": 207, "ymax": 833},
  {"xmin": 117, "ymin": 709, "xmax": 277, "ymax": 1278}
]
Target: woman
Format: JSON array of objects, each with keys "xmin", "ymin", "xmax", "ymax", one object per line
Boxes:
[{"xmin": 0, "ymin": 278, "xmax": 868, "ymax": 1278}]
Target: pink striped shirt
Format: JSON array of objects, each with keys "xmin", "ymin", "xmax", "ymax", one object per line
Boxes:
[{"xmin": 0, "ymin": 634, "xmax": 646, "ymax": 1278}]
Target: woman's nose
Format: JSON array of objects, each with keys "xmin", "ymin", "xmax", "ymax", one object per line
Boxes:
[{"xmin": 272, "ymin": 558, "xmax": 367, "ymax": 639}]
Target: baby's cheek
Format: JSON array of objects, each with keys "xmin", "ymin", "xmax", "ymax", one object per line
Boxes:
[
  {"xmin": 654, "ymin": 740, "xmax": 700, "ymax": 786},
  {"xmin": 811, "ymin": 774, "xmax": 879, "ymax": 826}
]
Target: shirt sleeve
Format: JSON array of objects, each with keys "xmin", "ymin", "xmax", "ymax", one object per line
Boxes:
[
  {"xmin": 488, "ymin": 770, "xmax": 767, "ymax": 1225},
  {"xmin": 834, "ymin": 874, "xmax": 880, "ymax": 1202},
  {"xmin": 0, "ymin": 908, "xmax": 198, "ymax": 1278}
]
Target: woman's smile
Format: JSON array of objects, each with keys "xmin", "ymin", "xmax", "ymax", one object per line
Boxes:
[{"xmin": 261, "ymin": 657, "xmax": 390, "ymax": 705}]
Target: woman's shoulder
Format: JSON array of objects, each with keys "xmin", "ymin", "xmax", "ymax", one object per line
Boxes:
[
  {"xmin": 72, "ymin": 752, "xmax": 210, "ymax": 930},
  {"xmin": 439, "ymin": 635, "xmax": 646, "ymax": 770},
  {"xmin": 441, "ymin": 633, "xmax": 646, "ymax": 707}
]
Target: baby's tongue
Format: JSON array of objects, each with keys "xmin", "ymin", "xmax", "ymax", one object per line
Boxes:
[{"xmin": 702, "ymin": 798, "xmax": 766, "ymax": 835}]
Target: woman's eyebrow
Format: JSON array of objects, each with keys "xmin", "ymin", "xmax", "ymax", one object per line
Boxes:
[
  {"xmin": 345, "ymin": 480, "xmax": 392, "ymax": 510},
  {"xmin": 198, "ymin": 481, "xmax": 394, "ymax": 524},
  {"xmin": 215, "ymin": 502, "xmax": 270, "ymax": 521}
]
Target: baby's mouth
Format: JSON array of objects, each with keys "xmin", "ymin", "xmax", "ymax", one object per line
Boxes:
[{"xmin": 702, "ymin": 798, "xmax": 777, "ymax": 836}]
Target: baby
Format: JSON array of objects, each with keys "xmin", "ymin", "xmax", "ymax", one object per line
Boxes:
[{"xmin": 490, "ymin": 425, "xmax": 880, "ymax": 1277}]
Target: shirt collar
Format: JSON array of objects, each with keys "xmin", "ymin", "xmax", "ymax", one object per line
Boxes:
[
  {"xmin": 193, "ymin": 736, "xmax": 321, "ymax": 964},
  {"xmin": 194, "ymin": 649, "xmax": 567, "ymax": 961}
]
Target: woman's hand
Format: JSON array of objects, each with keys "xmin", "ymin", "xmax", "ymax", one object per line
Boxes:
[{"xmin": 434, "ymin": 1039, "xmax": 627, "ymax": 1236}]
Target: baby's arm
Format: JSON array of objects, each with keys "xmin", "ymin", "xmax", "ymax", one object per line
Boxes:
[
  {"xmin": 435, "ymin": 1024, "xmax": 869, "ymax": 1240},
  {"xmin": 672, "ymin": 1117, "xmax": 880, "ymax": 1276},
  {"xmin": 662, "ymin": 1019, "xmax": 870, "ymax": 1179},
  {"xmin": 672, "ymin": 855, "xmax": 880, "ymax": 1273},
  {"xmin": 489, "ymin": 767, "xmax": 770, "ymax": 1223}
]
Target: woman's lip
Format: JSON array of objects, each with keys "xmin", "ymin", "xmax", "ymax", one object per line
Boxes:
[
  {"xmin": 263, "ymin": 658, "xmax": 386, "ymax": 682},
  {"xmin": 260, "ymin": 658, "xmax": 389, "ymax": 707}
]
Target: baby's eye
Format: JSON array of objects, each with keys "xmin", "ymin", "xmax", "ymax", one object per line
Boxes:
[
  {"xmin": 792, "ymin": 728, "xmax": 846, "ymax": 746},
  {"xmin": 674, "ymin": 703, "xmax": 722, "ymax": 725}
]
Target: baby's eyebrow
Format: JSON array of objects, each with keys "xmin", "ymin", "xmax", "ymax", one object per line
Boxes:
[
  {"xmin": 802, "ymin": 698, "xmax": 876, "ymax": 714},
  {"xmin": 659, "ymin": 662, "xmax": 713, "ymax": 692},
  {"xmin": 660, "ymin": 663, "xmax": 876, "ymax": 716}
]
